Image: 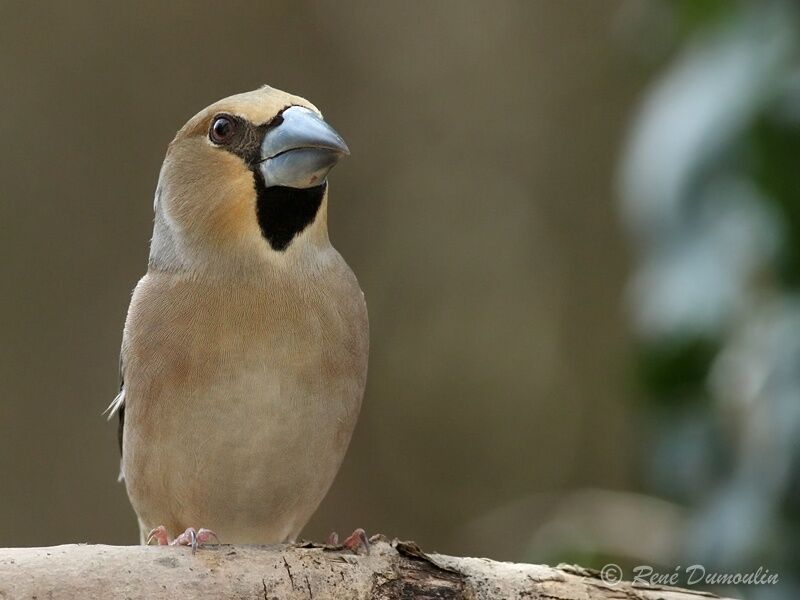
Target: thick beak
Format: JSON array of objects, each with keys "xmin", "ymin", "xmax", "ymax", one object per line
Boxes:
[{"xmin": 259, "ymin": 106, "xmax": 350, "ymax": 189}]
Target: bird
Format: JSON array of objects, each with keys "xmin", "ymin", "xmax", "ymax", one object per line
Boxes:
[{"xmin": 107, "ymin": 85, "xmax": 369, "ymax": 551}]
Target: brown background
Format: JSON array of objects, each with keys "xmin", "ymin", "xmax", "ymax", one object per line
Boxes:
[{"xmin": 0, "ymin": 1, "xmax": 644, "ymax": 560}]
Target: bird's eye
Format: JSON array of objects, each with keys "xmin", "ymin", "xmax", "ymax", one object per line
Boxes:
[{"xmin": 209, "ymin": 115, "xmax": 236, "ymax": 145}]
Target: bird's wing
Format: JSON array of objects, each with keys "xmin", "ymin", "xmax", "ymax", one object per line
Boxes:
[{"xmin": 105, "ymin": 346, "xmax": 127, "ymax": 457}]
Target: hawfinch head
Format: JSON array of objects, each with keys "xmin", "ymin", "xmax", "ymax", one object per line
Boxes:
[{"xmin": 150, "ymin": 86, "xmax": 349, "ymax": 271}]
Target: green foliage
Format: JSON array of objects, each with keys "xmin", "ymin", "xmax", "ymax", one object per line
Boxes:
[
  {"xmin": 673, "ymin": 0, "xmax": 737, "ymax": 33},
  {"xmin": 749, "ymin": 115, "xmax": 800, "ymax": 286},
  {"xmin": 635, "ymin": 337, "xmax": 718, "ymax": 406}
]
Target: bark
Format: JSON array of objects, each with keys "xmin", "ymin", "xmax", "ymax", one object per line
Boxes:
[{"xmin": 0, "ymin": 537, "xmax": 731, "ymax": 599}]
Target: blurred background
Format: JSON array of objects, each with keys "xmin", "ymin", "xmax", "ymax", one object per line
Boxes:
[{"xmin": 1, "ymin": 1, "xmax": 798, "ymax": 597}]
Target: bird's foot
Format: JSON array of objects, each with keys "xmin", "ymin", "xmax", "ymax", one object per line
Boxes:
[
  {"xmin": 146, "ymin": 526, "xmax": 219, "ymax": 554},
  {"xmin": 173, "ymin": 527, "xmax": 220, "ymax": 554},
  {"xmin": 146, "ymin": 525, "xmax": 171, "ymax": 546},
  {"xmin": 327, "ymin": 528, "xmax": 370, "ymax": 555}
]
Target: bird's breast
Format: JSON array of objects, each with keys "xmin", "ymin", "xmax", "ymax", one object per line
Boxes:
[{"xmin": 121, "ymin": 261, "xmax": 368, "ymax": 541}]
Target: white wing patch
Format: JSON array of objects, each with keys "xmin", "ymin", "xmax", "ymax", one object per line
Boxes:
[{"xmin": 104, "ymin": 389, "xmax": 125, "ymax": 420}]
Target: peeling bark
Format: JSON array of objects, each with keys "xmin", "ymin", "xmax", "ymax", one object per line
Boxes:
[{"xmin": 0, "ymin": 538, "xmax": 733, "ymax": 599}]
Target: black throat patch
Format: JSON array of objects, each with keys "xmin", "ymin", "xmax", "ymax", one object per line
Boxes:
[
  {"xmin": 252, "ymin": 178, "xmax": 325, "ymax": 251},
  {"xmin": 214, "ymin": 110, "xmax": 326, "ymax": 252}
]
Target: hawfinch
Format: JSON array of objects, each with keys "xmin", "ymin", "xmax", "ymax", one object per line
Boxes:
[{"xmin": 107, "ymin": 86, "xmax": 369, "ymax": 550}]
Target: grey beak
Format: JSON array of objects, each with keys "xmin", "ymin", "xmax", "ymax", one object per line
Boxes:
[{"xmin": 259, "ymin": 106, "xmax": 349, "ymax": 189}]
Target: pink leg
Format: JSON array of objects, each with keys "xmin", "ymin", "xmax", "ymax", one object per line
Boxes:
[
  {"xmin": 145, "ymin": 525, "xmax": 219, "ymax": 554},
  {"xmin": 343, "ymin": 528, "xmax": 370, "ymax": 555},
  {"xmin": 171, "ymin": 527, "xmax": 220, "ymax": 554},
  {"xmin": 146, "ymin": 525, "xmax": 170, "ymax": 546},
  {"xmin": 327, "ymin": 528, "xmax": 369, "ymax": 555}
]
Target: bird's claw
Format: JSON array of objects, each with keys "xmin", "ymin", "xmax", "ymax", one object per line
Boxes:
[
  {"xmin": 327, "ymin": 528, "xmax": 369, "ymax": 555},
  {"xmin": 196, "ymin": 528, "xmax": 220, "ymax": 545},
  {"xmin": 146, "ymin": 525, "xmax": 170, "ymax": 546},
  {"xmin": 173, "ymin": 527, "xmax": 220, "ymax": 554},
  {"xmin": 343, "ymin": 528, "xmax": 370, "ymax": 555}
]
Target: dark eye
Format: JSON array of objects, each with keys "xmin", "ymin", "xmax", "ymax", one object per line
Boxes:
[{"xmin": 209, "ymin": 115, "xmax": 236, "ymax": 144}]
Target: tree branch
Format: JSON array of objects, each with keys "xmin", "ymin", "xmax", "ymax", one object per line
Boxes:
[{"xmin": 0, "ymin": 537, "xmax": 730, "ymax": 599}]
